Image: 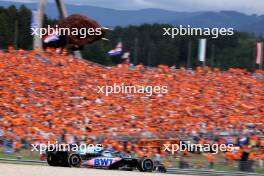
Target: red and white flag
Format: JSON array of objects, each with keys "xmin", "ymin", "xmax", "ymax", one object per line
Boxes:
[{"xmin": 256, "ymin": 42, "xmax": 263, "ymax": 64}]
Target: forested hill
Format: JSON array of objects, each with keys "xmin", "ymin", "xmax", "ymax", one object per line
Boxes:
[
  {"xmin": 0, "ymin": 5, "xmax": 263, "ymax": 71},
  {"xmin": 0, "ymin": 1, "xmax": 263, "ymax": 36}
]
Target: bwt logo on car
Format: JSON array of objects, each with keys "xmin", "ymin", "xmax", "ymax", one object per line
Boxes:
[{"xmin": 94, "ymin": 158, "xmax": 113, "ymax": 166}]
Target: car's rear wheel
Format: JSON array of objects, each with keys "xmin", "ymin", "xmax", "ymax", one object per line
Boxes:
[
  {"xmin": 47, "ymin": 153, "xmax": 59, "ymax": 166},
  {"xmin": 47, "ymin": 152, "xmax": 70, "ymax": 167},
  {"xmin": 68, "ymin": 153, "xmax": 82, "ymax": 167},
  {"xmin": 137, "ymin": 158, "xmax": 153, "ymax": 172}
]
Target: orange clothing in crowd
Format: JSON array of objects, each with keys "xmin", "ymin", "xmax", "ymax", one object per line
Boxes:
[
  {"xmin": 0, "ymin": 49, "xmax": 263, "ymax": 158},
  {"xmin": 205, "ymin": 153, "xmax": 215, "ymax": 163}
]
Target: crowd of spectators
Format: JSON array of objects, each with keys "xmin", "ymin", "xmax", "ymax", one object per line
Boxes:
[{"xmin": 0, "ymin": 48, "xmax": 263, "ymax": 168}]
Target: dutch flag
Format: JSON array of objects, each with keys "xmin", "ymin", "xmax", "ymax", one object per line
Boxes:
[
  {"xmin": 43, "ymin": 31, "xmax": 60, "ymax": 43},
  {"xmin": 239, "ymin": 137, "xmax": 248, "ymax": 145},
  {"xmin": 107, "ymin": 42, "xmax": 123, "ymax": 56}
]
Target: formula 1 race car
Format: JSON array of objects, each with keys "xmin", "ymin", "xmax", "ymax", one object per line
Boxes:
[{"xmin": 46, "ymin": 146, "xmax": 166, "ymax": 173}]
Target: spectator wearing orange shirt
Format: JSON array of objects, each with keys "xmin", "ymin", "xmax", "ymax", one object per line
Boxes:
[{"xmin": 205, "ymin": 153, "xmax": 215, "ymax": 169}]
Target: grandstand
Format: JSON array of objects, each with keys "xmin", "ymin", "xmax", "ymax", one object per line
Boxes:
[{"xmin": 0, "ymin": 48, "xmax": 263, "ymax": 172}]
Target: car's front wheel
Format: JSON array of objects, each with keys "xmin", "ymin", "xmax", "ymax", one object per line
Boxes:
[{"xmin": 137, "ymin": 158, "xmax": 153, "ymax": 172}]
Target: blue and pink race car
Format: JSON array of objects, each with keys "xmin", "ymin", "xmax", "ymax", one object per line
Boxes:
[{"xmin": 46, "ymin": 146, "xmax": 166, "ymax": 172}]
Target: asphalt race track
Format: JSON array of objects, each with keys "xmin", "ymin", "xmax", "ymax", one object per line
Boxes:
[{"xmin": 0, "ymin": 163, "xmax": 191, "ymax": 176}]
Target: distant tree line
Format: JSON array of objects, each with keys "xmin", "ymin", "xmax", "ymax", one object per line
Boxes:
[
  {"xmin": 0, "ymin": 5, "xmax": 56, "ymax": 50},
  {"xmin": 0, "ymin": 5, "xmax": 263, "ymax": 71}
]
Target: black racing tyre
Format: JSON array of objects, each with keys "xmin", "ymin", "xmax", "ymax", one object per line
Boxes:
[
  {"xmin": 47, "ymin": 153, "xmax": 59, "ymax": 166},
  {"xmin": 68, "ymin": 153, "xmax": 82, "ymax": 167},
  {"xmin": 137, "ymin": 158, "xmax": 154, "ymax": 172}
]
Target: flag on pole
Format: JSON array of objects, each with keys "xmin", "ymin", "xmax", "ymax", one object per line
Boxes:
[
  {"xmin": 198, "ymin": 39, "xmax": 207, "ymax": 62},
  {"xmin": 31, "ymin": 10, "xmax": 38, "ymax": 32},
  {"xmin": 107, "ymin": 42, "xmax": 123, "ymax": 56},
  {"xmin": 256, "ymin": 42, "xmax": 263, "ymax": 64}
]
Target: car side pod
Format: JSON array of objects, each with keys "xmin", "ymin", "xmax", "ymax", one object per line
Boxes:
[{"xmin": 137, "ymin": 158, "xmax": 154, "ymax": 172}]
